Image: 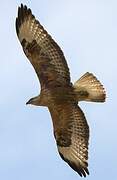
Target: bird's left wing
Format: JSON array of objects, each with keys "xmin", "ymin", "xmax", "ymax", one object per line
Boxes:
[
  {"xmin": 49, "ymin": 103, "xmax": 89, "ymax": 177},
  {"xmin": 16, "ymin": 4, "xmax": 71, "ymax": 89}
]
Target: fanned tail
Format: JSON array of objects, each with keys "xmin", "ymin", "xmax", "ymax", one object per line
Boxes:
[{"xmin": 74, "ymin": 72, "xmax": 106, "ymax": 102}]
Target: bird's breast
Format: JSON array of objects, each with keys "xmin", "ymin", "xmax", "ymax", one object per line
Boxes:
[{"xmin": 41, "ymin": 86, "xmax": 76, "ymax": 106}]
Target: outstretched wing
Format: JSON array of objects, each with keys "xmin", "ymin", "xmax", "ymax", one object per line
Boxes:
[
  {"xmin": 16, "ymin": 4, "xmax": 71, "ymax": 89},
  {"xmin": 49, "ymin": 103, "xmax": 89, "ymax": 177}
]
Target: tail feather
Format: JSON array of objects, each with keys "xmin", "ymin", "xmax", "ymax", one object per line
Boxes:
[{"xmin": 74, "ymin": 72, "xmax": 106, "ymax": 102}]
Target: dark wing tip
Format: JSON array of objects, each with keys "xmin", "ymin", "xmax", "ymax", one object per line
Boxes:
[
  {"xmin": 15, "ymin": 4, "xmax": 32, "ymax": 36},
  {"xmin": 59, "ymin": 152, "xmax": 89, "ymax": 177}
]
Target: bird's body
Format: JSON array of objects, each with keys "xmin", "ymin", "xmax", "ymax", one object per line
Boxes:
[{"xmin": 16, "ymin": 4, "xmax": 106, "ymax": 177}]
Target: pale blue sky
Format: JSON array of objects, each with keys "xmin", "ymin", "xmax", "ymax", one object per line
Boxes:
[{"xmin": 0, "ymin": 0, "xmax": 116, "ymax": 179}]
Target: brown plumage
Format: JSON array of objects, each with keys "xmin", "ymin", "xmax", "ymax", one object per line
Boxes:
[{"xmin": 16, "ymin": 4, "xmax": 106, "ymax": 177}]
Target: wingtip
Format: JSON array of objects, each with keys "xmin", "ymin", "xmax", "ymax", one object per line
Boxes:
[
  {"xmin": 59, "ymin": 152, "xmax": 89, "ymax": 177},
  {"xmin": 16, "ymin": 3, "xmax": 33, "ymax": 36},
  {"xmin": 15, "ymin": 17, "xmax": 19, "ymax": 36},
  {"xmin": 19, "ymin": 3, "xmax": 27, "ymax": 10}
]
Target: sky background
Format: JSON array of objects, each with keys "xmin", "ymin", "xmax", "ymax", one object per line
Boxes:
[{"xmin": 0, "ymin": 0, "xmax": 116, "ymax": 179}]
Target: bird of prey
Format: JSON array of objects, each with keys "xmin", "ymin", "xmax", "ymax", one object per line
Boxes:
[{"xmin": 16, "ymin": 4, "xmax": 106, "ymax": 177}]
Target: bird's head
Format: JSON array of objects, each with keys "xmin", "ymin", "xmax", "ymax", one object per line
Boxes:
[
  {"xmin": 26, "ymin": 93, "xmax": 47, "ymax": 106},
  {"xmin": 26, "ymin": 95, "xmax": 41, "ymax": 106}
]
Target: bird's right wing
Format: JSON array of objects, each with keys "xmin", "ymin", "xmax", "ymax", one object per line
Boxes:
[
  {"xmin": 49, "ymin": 103, "xmax": 89, "ymax": 177},
  {"xmin": 16, "ymin": 4, "xmax": 71, "ymax": 89}
]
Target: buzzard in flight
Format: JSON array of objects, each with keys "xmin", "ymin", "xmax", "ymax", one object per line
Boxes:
[{"xmin": 16, "ymin": 4, "xmax": 106, "ymax": 177}]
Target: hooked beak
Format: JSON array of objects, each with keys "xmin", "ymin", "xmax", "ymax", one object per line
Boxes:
[{"xmin": 26, "ymin": 100, "xmax": 31, "ymax": 105}]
